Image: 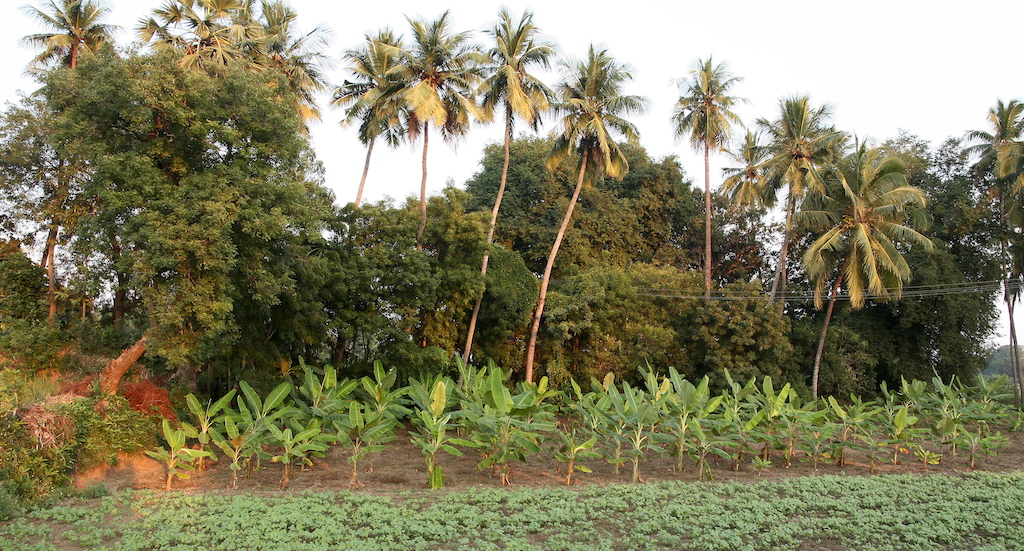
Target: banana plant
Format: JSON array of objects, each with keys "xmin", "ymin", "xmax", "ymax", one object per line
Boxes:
[
  {"xmin": 408, "ymin": 376, "xmax": 462, "ymax": 489},
  {"xmin": 210, "ymin": 414, "xmax": 260, "ymax": 489},
  {"xmin": 333, "ymin": 401, "xmax": 398, "ymax": 489},
  {"xmin": 359, "ymin": 360, "xmax": 410, "ymax": 419},
  {"xmin": 688, "ymin": 416, "xmax": 730, "ymax": 481},
  {"xmin": 266, "ymin": 417, "xmax": 332, "ymax": 489},
  {"xmin": 235, "ymin": 380, "xmax": 295, "ymax": 477},
  {"xmin": 749, "ymin": 376, "xmax": 791, "ymax": 461},
  {"xmin": 663, "ymin": 369, "xmax": 720, "ymax": 471},
  {"xmin": 884, "ymin": 405, "xmax": 920, "ymax": 465},
  {"xmin": 826, "ymin": 395, "xmax": 880, "ymax": 466},
  {"xmin": 291, "ymin": 359, "xmax": 358, "ymax": 422},
  {"xmin": 796, "ymin": 418, "xmax": 835, "ymax": 474},
  {"xmin": 554, "ymin": 427, "xmax": 600, "ymax": 485},
  {"xmin": 146, "ymin": 419, "xmax": 215, "ymax": 490},
  {"xmin": 600, "ymin": 381, "xmax": 671, "ymax": 483},
  {"xmin": 456, "ymin": 367, "xmax": 554, "ymax": 485},
  {"xmin": 778, "ymin": 396, "xmax": 825, "ymax": 468},
  {"xmin": 181, "ymin": 389, "xmax": 236, "ymax": 470}
]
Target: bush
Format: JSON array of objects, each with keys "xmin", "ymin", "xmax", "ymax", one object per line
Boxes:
[{"xmin": 0, "ymin": 391, "xmax": 158, "ymax": 509}]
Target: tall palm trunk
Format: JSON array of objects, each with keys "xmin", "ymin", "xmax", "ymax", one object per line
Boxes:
[
  {"xmin": 811, "ymin": 274, "xmax": 843, "ymax": 399},
  {"xmin": 998, "ymin": 193, "xmax": 1023, "ymax": 405},
  {"xmin": 1007, "ymin": 290, "xmax": 1023, "ymax": 406},
  {"xmin": 355, "ymin": 137, "xmax": 376, "ymax": 208},
  {"xmin": 769, "ymin": 192, "xmax": 797, "ymax": 312},
  {"xmin": 524, "ymin": 150, "xmax": 589, "ymax": 383},
  {"xmin": 704, "ymin": 143, "xmax": 712, "ymax": 302},
  {"xmin": 42, "ymin": 224, "xmax": 58, "ymax": 321},
  {"xmin": 463, "ymin": 105, "xmax": 514, "ymax": 363},
  {"xmin": 416, "ymin": 124, "xmax": 430, "ymax": 250}
]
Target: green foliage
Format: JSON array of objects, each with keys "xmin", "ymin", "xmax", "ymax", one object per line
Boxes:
[
  {"xmin": 61, "ymin": 394, "xmax": 156, "ymax": 469},
  {"xmin": 408, "ymin": 375, "xmax": 462, "ymax": 489},
  {"xmin": 0, "ymin": 242, "xmax": 44, "ymax": 326},
  {"xmin": 145, "ymin": 419, "xmax": 215, "ymax": 490},
  {"xmin": 4, "ymin": 473, "xmax": 1019, "ymax": 550}
]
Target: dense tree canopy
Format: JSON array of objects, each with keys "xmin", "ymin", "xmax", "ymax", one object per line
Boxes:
[{"xmin": 1, "ymin": 2, "xmax": 1018, "ymax": 401}]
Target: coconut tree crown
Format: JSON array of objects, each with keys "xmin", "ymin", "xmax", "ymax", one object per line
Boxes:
[
  {"xmin": 21, "ymin": 0, "xmax": 119, "ymax": 72},
  {"xmin": 547, "ymin": 45, "xmax": 648, "ymax": 184},
  {"xmin": 479, "ymin": 8, "xmax": 555, "ymax": 132},
  {"xmin": 800, "ymin": 144, "xmax": 933, "ymax": 310}
]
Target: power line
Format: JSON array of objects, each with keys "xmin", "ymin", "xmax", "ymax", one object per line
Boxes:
[{"xmin": 629, "ymin": 279, "xmax": 1020, "ymax": 301}]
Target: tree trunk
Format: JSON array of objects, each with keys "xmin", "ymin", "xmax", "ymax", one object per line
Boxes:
[
  {"xmin": 704, "ymin": 144, "xmax": 712, "ymax": 303},
  {"xmin": 416, "ymin": 124, "xmax": 429, "ymax": 250},
  {"xmin": 1006, "ymin": 281, "xmax": 1022, "ymax": 406},
  {"xmin": 769, "ymin": 193, "xmax": 797, "ymax": 313},
  {"xmin": 463, "ymin": 105, "xmax": 514, "ymax": 363},
  {"xmin": 811, "ymin": 276, "xmax": 842, "ymax": 400},
  {"xmin": 99, "ymin": 337, "xmax": 147, "ymax": 395},
  {"xmin": 524, "ymin": 150, "xmax": 589, "ymax": 383},
  {"xmin": 355, "ymin": 137, "xmax": 375, "ymax": 208},
  {"xmin": 42, "ymin": 225, "xmax": 58, "ymax": 321}
]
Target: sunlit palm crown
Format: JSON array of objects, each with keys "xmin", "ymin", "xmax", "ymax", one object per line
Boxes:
[
  {"xmin": 671, "ymin": 56, "xmax": 744, "ymax": 153},
  {"xmin": 479, "ymin": 8, "xmax": 555, "ymax": 131},
  {"xmin": 21, "ymin": 0, "xmax": 119, "ymax": 71},
  {"xmin": 257, "ymin": 0, "xmax": 331, "ymax": 121},
  {"xmin": 799, "ymin": 145, "xmax": 933, "ymax": 309},
  {"xmin": 137, "ymin": 0, "xmax": 264, "ymax": 69},
  {"xmin": 547, "ymin": 45, "xmax": 648, "ymax": 183},
  {"xmin": 392, "ymin": 11, "xmax": 488, "ymax": 141},
  {"xmin": 755, "ymin": 95, "xmax": 847, "ymax": 206},
  {"xmin": 966, "ymin": 98, "xmax": 1024, "ymax": 193},
  {"xmin": 333, "ymin": 29, "xmax": 406, "ymax": 146},
  {"xmin": 722, "ymin": 131, "xmax": 770, "ymax": 206}
]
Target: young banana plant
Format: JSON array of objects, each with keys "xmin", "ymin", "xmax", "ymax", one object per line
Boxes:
[
  {"xmin": 146, "ymin": 419, "xmax": 215, "ymax": 490},
  {"xmin": 182, "ymin": 389, "xmax": 236, "ymax": 470},
  {"xmin": 333, "ymin": 401, "xmax": 397, "ymax": 489},
  {"xmin": 409, "ymin": 376, "xmax": 462, "ymax": 489}
]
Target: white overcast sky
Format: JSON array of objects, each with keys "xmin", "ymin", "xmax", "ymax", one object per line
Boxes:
[{"xmin": 4, "ymin": 0, "xmax": 1024, "ymax": 346}]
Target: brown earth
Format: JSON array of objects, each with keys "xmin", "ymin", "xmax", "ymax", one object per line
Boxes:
[{"xmin": 91, "ymin": 422, "xmax": 1024, "ymax": 495}]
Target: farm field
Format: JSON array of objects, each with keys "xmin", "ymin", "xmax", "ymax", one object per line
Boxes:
[
  {"xmin": 2, "ymin": 470, "xmax": 1024, "ymax": 551},
  {"xmin": 5, "ymin": 419, "xmax": 1024, "ymax": 551}
]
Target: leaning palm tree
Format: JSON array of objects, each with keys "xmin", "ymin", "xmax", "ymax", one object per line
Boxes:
[
  {"xmin": 671, "ymin": 57, "xmax": 744, "ymax": 302},
  {"xmin": 966, "ymin": 99, "xmax": 1024, "ymax": 405},
  {"xmin": 523, "ymin": 45, "xmax": 648, "ymax": 382},
  {"xmin": 462, "ymin": 8, "xmax": 555, "ymax": 363},
  {"xmin": 755, "ymin": 95, "xmax": 846, "ymax": 308},
  {"xmin": 21, "ymin": 0, "xmax": 118, "ymax": 71},
  {"xmin": 256, "ymin": 0, "xmax": 331, "ymax": 123},
  {"xmin": 332, "ymin": 29, "xmax": 406, "ymax": 207},
  {"xmin": 393, "ymin": 11, "xmax": 487, "ymax": 248},
  {"xmin": 800, "ymin": 145, "xmax": 933, "ymax": 398}
]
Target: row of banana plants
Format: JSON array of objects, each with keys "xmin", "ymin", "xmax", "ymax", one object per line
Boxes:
[{"xmin": 147, "ymin": 358, "xmax": 1019, "ymax": 490}]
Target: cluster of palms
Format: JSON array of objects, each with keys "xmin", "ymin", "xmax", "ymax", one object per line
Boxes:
[{"xmin": 20, "ymin": 1, "xmax": 992, "ymax": 400}]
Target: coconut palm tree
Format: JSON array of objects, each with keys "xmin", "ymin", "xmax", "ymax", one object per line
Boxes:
[
  {"xmin": 671, "ymin": 57, "xmax": 744, "ymax": 302},
  {"xmin": 393, "ymin": 11, "xmax": 487, "ymax": 248},
  {"xmin": 722, "ymin": 131, "xmax": 770, "ymax": 206},
  {"xmin": 800, "ymin": 145, "xmax": 933, "ymax": 398},
  {"xmin": 332, "ymin": 29, "xmax": 406, "ymax": 207},
  {"xmin": 523, "ymin": 45, "xmax": 648, "ymax": 382},
  {"xmin": 966, "ymin": 99, "xmax": 1024, "ymax": 404},
  {"xmin": 256, "ymin": 0, "xmax": 331, "ymax": 123},
  {"xmin": 462, "ymin": 8, "xmax": 555, "ymax": 363},
  {"xmin": 755, "ymin": 95, "xmax": 846, "ymax": 308},
  {"xmin": 21, "ymin": 0, "xmax": 118, "ymax": 72}
]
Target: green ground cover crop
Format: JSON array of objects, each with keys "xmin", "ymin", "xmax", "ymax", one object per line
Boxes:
[{"xmin": 2, "ymin": 472, "xmax": 1024, "ymax": 550}]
